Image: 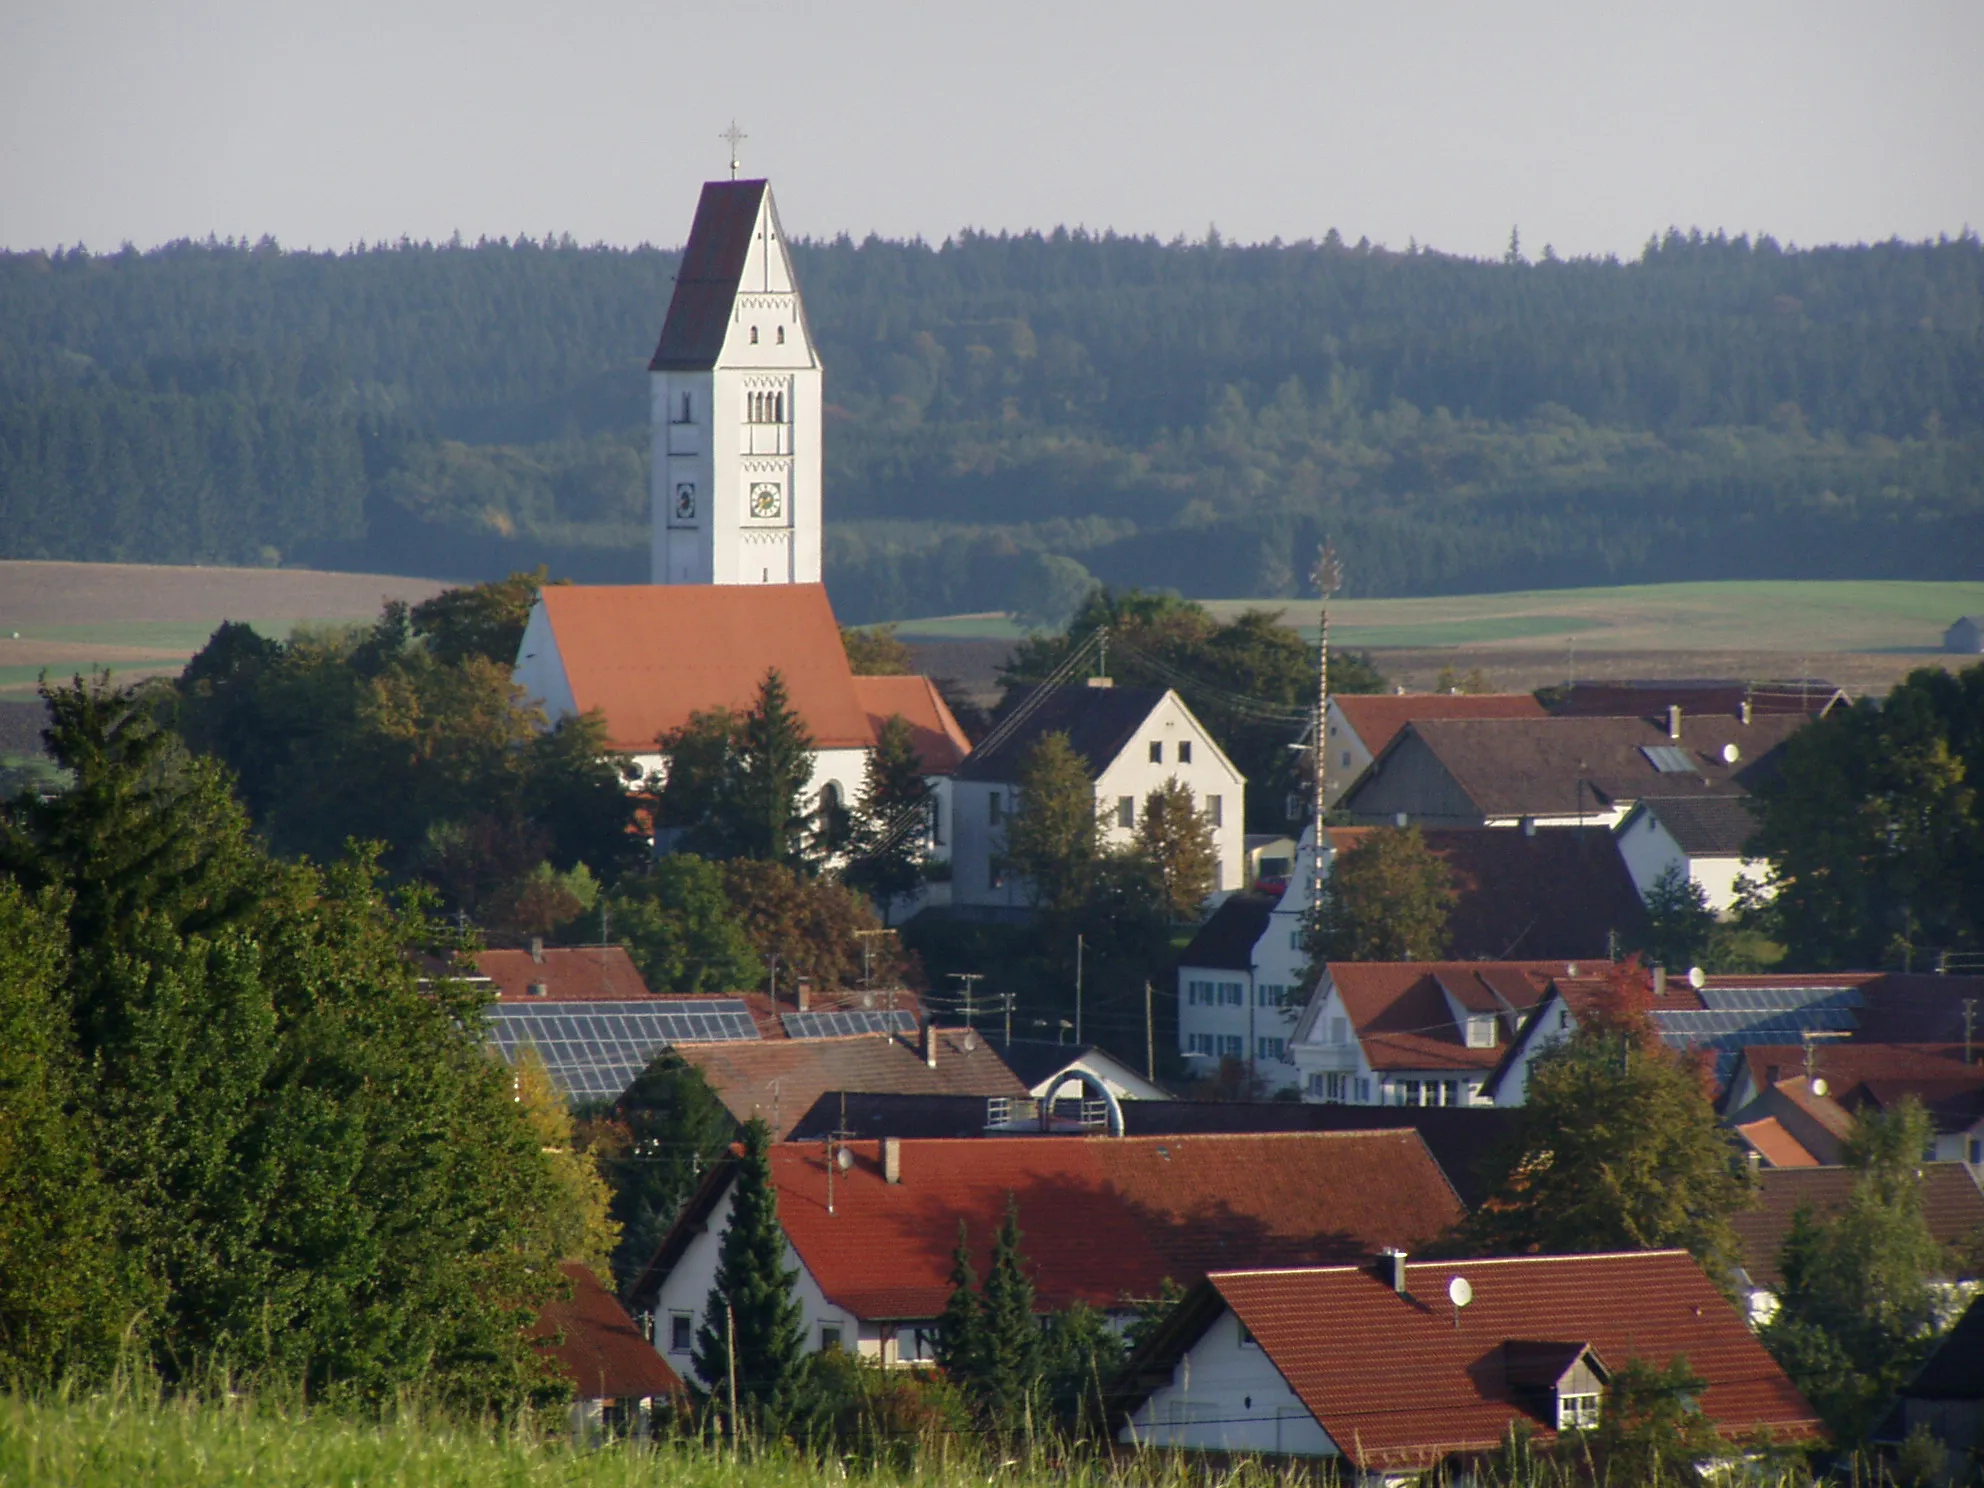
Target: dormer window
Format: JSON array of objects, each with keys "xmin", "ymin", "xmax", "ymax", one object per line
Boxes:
[
  {"xmin": 1558, "ymin": 1392, "xmax": 1600, "ymax": 1430},
  {"xmin": 1466, "ymin": 1015, "xmax": 1499, "ymax": 1049}
]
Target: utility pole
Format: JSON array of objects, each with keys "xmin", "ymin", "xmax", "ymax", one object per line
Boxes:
[
  {"xmin": 725, "ymin": 1297, "xmax": 739, "ymax": 1451},
  {"xmin": 949, "ymin": 972, "xmax": 984, "ymax": 1030},
  {"xmin": 1145, "ymin": 980, "xmax": 1155, "ymax": 1082},
  {"xmin": 1075, "ymin": 934, "xmax": 1086, "ymax": 1045},
  {"xmin": 1309, "ymin": 542, "xmax": 1342, "ymax": 924}
]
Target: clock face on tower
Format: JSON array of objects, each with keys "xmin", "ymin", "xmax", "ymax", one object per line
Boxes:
[
  {"xmin": 749, "ymin": 482, "xmax": 783, "ymax": 519},
  {"xmin": 674, "ymin": 482, "xmax": 696, "ymax": 520}
]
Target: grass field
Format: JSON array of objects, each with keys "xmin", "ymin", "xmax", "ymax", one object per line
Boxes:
[{"xmin": 894, "ymin": 581, "xmax": 1984, "ymax": 654}]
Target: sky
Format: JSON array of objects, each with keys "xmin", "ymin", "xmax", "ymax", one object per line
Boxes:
[{"xmin": 2, "ymin": 0, "xmax": 1980, "ymax": 261}]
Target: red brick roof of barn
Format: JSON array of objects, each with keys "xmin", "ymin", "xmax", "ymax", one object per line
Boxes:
[
  {"xmin": 1162, "ymin": 1253, "xmax": 1819, "ymax": 1469},
  {"xmin": 531, "ymin": 1263, "xmax": 684, "ymax": 1402},
  {"xmin": 762, "ymin": 1131, "xmax": 1462, "ymax": 1320}
]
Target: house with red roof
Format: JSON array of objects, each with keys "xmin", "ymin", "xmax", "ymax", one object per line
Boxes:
[
  {"xmin": 531, "ymin": 1262, "xmax": 684, "ymax": 1440},
  {"xmin": 1285, "ymin": 961, "xmax": 1596, "ymax": 1107},
  {"xmin": 1322, "ymin": 692, "xmax": 1545, "ymax": 810},
  {"xmin": 1110, "ymin": 1251, "xmax": 1821, "ymax": 1469},
  {"xmin": 629, "ymin": 1132, "xmax": 1462, "ymax": 1380},
  {"xmin": 1724, "ymin": 1043, "xmax": 1984, "ymax": 1165}
]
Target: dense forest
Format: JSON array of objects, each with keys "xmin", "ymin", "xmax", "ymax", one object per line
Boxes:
[{"xmin": 3, "ymin": 226, "xmax": 1980, "ymax": 620}]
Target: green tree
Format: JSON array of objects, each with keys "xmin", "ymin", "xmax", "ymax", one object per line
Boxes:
[
  {"xmin": 411, "ymin": 567, "xmax": 560, "ymax": 667},
  {"xmin": 607, "ymin": 854, "xmax": 763, "ymax": 993},
  {"xmin": 1453, "ymin": 963, "xmax": 1750, "ymax": 1277},
  {"xmin": 1762, "ymin": 1097, "xmax": 1946, "ymax": 1443},
  {"xmin": 1038, "ymin": 1301, "xmax": 1125, "ymax": 1434},
  {"xmin": 579, "ymin": 1049, "xmax": 739, "ymax": 1295},
  {"xmin": 977, "ymin": 1196, "xmax": 1040, "ymax": 1434},
  {"xmin": 1012, "ymin": 552, "xmax": 1100, "ymax": 630},
  {"xmin": 694, "ymin": 1118, "xmax": 807, "ymax": 1426},
  {"xmin": 1311, "ymin": 826, "xmax": 1456, "ymax": 961},
  {"xmin": 934, "ymin": 1220, "xmax": 985, "ymax": 1383},
  {"xmin": 1748, "ymin": 665, "xmax": 1984, "ymax": 969},
  {"xmin": 1000, "ymin": 731, "xmax": 1100, "ymax": 914},
  {"xmin": 841, "ymin": 624, "xmax": 914, "ymax": 676},
  {"xmin": 736, "ymin": 669, "xmax": 819, "ymax": 868},
  {"xmin": 1578, "ymin": 1356, "xmax": 1724, "ymax": 1485},
  {"xmin": 720, "ymin": 858, "xmax": 901, "ymax": 990},
  {"xmin": 512, "ymin": 1045, "xmax": 621, "ymax": 1277},
  {"xmin": 1636, "ymin": 864, "xmax": 1718, "ymax": 970},
  {"xmin": 1136, "ymin": 778, "xmax": 1219, "ymax": 919},
  {"xmin": 844, "ymin": 714, "xmax": 932, "ymax": 919}
]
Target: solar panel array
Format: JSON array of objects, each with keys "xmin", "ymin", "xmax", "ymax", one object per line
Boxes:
[
  {"xmin": 1697, "ymin": 986, "xmax": 1866, "ymax": 1014},
  {"xmin": 486, "ymin": 999, "xmax": 759, "ymax": 1101},
  {"xmin": 781, "ymin": 1009, "xmax": 918, "ymax": 1039}
]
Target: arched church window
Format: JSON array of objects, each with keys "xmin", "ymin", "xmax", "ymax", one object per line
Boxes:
[
  {"xmin": 774, "ymin": 392, "xmax": 784, "ymax": 423},
  {"xmin": 750, "ymin": 325, "xmax": 760, "ymax": 344},
  {"xmin": 749, "ymin": 393, "xmax": 760, "ymax": 422},
  {"xmin": 776, "ymin": 326, "xmax": 786, "ymax": 345}
]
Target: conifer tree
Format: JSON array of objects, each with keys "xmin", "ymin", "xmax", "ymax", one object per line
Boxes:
[
  {"xmin": 694, "ymin": 1118, "xmax": 806, "ymax": 1426},
  {"xmin": 735, "ymin": 669, "xmax": 818, "ymax": 868},
  {"xmin": 977, "ymin": 1195, "xmax": 1040, "ymax": 1434},
  {"xmin": 934, "ymin": 1219, "xmax": 985, "ymax": 1381},
  {"xmin": 845, "ymin": 713, "xmax": 931, "ymax": 916}
]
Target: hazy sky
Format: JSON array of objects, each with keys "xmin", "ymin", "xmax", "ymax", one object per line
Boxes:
[{"xmin": 3, "ymin": 0, "xmax": 1980, "ymax": 260}]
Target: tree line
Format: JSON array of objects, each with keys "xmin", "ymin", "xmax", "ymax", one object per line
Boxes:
[{"xmin": 4, "ymin": 228, "xmax": 1980, "ymax": 617}]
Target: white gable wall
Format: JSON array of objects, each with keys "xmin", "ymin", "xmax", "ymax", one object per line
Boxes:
[
  {"xmin": 1122, "ymin": 1308, "xmax": 1335, "ymax": 1457},
  {"xmin": 1615, "ymin": 808, "xmax": 1766, "ymax": 916},
  {"xmin": 513, "ymin": 603, "xmax": 577, "ymax": 722},
  {"xmin": 1092, "ymin": 691, "xmax": 1246, "ymax": 896}
]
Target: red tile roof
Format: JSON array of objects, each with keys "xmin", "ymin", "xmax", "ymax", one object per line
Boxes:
[
  {"xmin": 1733, "ymin": 1116, "xmax": 1823, "ymax": 1168},
  {"xmin": 538, "ymin": 584, "xmax": 875, "ymax": 751},
  {"xmin": 532, "ymin": 1263, "xmax": 685, "ymax": 1401},
  {"xmin": 765, "ymin": 1132, "xmax": 1463, "ymax": 1320},
  {"xmin": 675, "ymin": 1030, "xmax": 1026, "ymax": 1139},
  {"xmin": 1187, "ymin": 1253, "xmax": 1819, "ymax": 1468},
  {"xmin": 852, "ymin": 674, "xmax": 973, "ymax": 774},
  {"xmin": 1731, "ymin": 1165, "xmax": 1984, "ymax": 1287},
  {"xmin": 1334, "ymin": 693, "xmax": 1545, "ymax": 760},
  {"xmin": 477, "ymin": 945, "xmax": 655, "ymax": 1002},
  {"xmin": 1324, "ymin": 962, "xmax": 1597, "ymax": 1073},
  {"xmin": 1739, "ymin": 1043, "xmax": 1984, "ymax": 1129}
]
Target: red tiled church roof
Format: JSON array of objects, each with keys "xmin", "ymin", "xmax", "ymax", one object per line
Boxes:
[
  {"xmin": 1190, "ymin": 1252, "xmax": 1819, "ymax": 1468},
  {"xmin": 852, "ymin": 674, "xmax": 972, "ymax": 774}
]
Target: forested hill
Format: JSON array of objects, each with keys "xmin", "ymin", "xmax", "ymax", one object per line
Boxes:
[{"xmin": 3, "ymin": 227, "xmax": 1981, "ymax": 621}]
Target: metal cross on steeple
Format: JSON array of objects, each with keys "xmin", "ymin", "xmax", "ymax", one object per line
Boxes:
[{"xmin": 720, "ymin": 121, "xmax": 748, "ymax": 179}]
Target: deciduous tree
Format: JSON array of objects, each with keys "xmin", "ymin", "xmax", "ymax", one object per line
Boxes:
[
  {"xmin": 1000, "ymin": 731, "xmax": 1099, "ymax": 915},
  {"xmin": 607, "ymin": 853, "xmax": 763, "ymax": 994},
  {"xmin": 1136, "ymin": 777, "xmax": 1219, "ymax": 919},
  {"xmin": 1311, "ymin": 825, "xmax": 1456, "ymax": 961},
  {"xmin": 840, "ymin": 624, "xmax": 914, "ymax": 676}
]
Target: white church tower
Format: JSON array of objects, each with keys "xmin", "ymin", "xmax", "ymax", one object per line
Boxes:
[{"xmin": 649, "ymin": 178, "xmax": 822, "ymax": 585}]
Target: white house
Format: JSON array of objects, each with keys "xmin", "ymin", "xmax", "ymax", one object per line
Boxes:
[
  {"xmin": 1614, "ymin": 795, "xmax": 1770, "ymax": 914},
  {"xmin": 947, "ymin": 683, "xmax": 1245, "ymax": 914},
  {"xmin": 1287, "ymin": 961, "xmax": 1581, "ymax": 1108},
  {"xmin": 648, "ymin": 178, "xmax": 823, "ymax": 587},
  {"xmin": 1115, "ymin": 1253, "xmax": 1821, "ymax": 1468}
]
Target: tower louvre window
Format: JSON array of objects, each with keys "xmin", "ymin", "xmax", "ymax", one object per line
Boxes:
[
  {"xmin": 776, "ymin": 325, "xmax": 786, "ymax": 344},
  {"xmin": 750, "ymin": 325, "xmax": 760, "ymax": 344}
]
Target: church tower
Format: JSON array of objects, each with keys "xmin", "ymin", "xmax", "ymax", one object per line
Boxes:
[{"xmin": 649, "ymin": 179, "xmax": 822, "ymax": 585}]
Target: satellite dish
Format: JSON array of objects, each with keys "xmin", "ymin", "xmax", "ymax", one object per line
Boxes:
[
  {"xmin": 835, "ymin": 1146, "xmax": 854, "ymax": 1171},
  {"xmin": 962, "ymin": 1029, "xmax": 979, "ymax": 1052},
  {"xmin": 1688, "ymin": 966, "xmax": 1706, "ymax": 990},
  {"xmin": 1448, "ymin": 1276, "xmax": 1473, "ymax": 1309},
  {"xmin": 1811, "ymin": 1078, "xmax": 1829, "ymax": 1098},
  {"xmin": 1722, "ymin": 743, "xmax": 1741, "ymax": 764}
]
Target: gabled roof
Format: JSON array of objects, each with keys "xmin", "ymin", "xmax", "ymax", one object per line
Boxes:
[
  {"xmin": 954, "ymin": 685, "xmax": 1172, "ymax": 783},
  {"xmin": 531, "ymin": 1263, "xmax": 685, "ymax": 1401},
  {"xmin": 1121, "ymin": 1253, "xmax": 1817, "ymax": 1469},
  {"xmin": 1345, "ymin": 714, "xmax": 1807, "ymax": 821},
  {"xmin": 1333, "ymin": 692, "xmax": 1545, "ymax": 759},
  {"xmin": 674, "ymin": 1030, "xmax": 1027, "ymax": 1139},
  {"xmin": 1325, "ymin": 826, "xmax": 1647, "ymax": 961},
  {"xmin": 852, "ymin": 674, "xmax": 972, "ymax": 774},
  {"xmin": 476, "ymin": 945, "xmax": 654, "ymax": 1002},
  {"xmin": 1177, "ymin": 892, "xmax": 1276, "ymax": 972},
  {"xmin": 533, "ymin": 584, "xmax": 875, "ymax": 751},
  {"xmin": 751, "ymin": 1132, "xmax": 1462, "ymax": 1320},
  {"xmin": 1738, "ymin": 1043, "xmax": 1984, "ymax": 1131},
  {"xmin": 1626, "ymin": 795, "xmax": 1761, "ymax": 857},
  {"xmin": 1730, "ymin": 1164, "xmax": 1984, "ymax": 1288},
  {"xmin": 650, "ymin": 179, "xmax": 768, "ymax": 371},
  {"xmin": 1733, "ymin": 1116, "xmax": 1823, "ymax": 1168},
  {"xmin": 1317, "ymin": 961, "xmax": 1588, "ymax": 1073},
  {"xmin": 1554, "ymin": 679, "xmax": 1845, "ymax": 719}
]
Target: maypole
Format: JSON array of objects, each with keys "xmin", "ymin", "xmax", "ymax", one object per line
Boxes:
[{"xmin": 1310, "ymin": 542, "xmax": 1343, "ymax": 919}]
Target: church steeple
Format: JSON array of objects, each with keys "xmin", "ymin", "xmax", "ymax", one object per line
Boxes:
[{"xmin": 649, "ymin": 178, "xmax": 821, "ymax": 586}]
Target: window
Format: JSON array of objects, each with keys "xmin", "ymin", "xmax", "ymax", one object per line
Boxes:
[
  {"xmin": 989, "ymin": 793, "xmax": 1003, "ymax": 824},
  {"xmin": 1291, "ymin": 930, "xmax": 1303, "ymax": 951},
  {"xmin": 819, "ymin": 1324, "xmax": 843, "ymax": 1352},
  {"xmin": 988, "ymin": 857, "xmax": 1004, "ymax": 888},
  {"xmin": 678, "ymin": 392, "xmax": 693, "ymax": 423},
  {"xmin": 750, "ymin": 325, "xmax": 760, "ymax": 344},
  {"xmin": 1223, "ymin": 982, "xmax": 1245, "ymax": 1006},
  {"xmin": 1465, "ymin": 1015, "xmax": 1498, "ymax": 1049},
  {"xmin": 1357, "ymin": 1077, "xmax": 1371, "ymax": 1101},
  {"xmin": 1257, "ymin": 1036, "xmax": 1287, "ymax": 1061},
  {"xmin": 1187, "ymin": 1033, "xmax": 1215, "ymax": 1056},
  {"xmin": 1206, "ymin": 794, "xmax": 1223, "ymax": 827},
  {"xmin": 1330, "ymin": 1016, "xmax": 1348, "ymax": 1046},
  {"xmin": 1149, "ymin": 741, "xmax": 1163, "ymax": 764},
  {"xmin": 669, "ymin": 1313, "xmax": 693, "ymax": 1353},
  {"xmin": 776, "ymin": 325, "xmax": 786, "ymax": 344},
  {"xmin": 1324, "ymin": 1072, "xmax": 1349, "ymax": 1102},
  {"xmin": 1558, "ymin": 1393, "xmax": 1600, "ymax": 1430},
  {"xmin": 1557, "ymin": 1008, "xmax": 1569, "ymax": 1030},
  {"xmin": 1117, "ymin": 796, "xmax": 1135, "ymax": 828},
  {"xmin": 1178, "ymin": 740, "xmax": 1192, "ymax": 764},
  {"xmin": 1340, "ymin": 750, "xmax": 1352, "ymax": 768},
  {"xmin": 1972, "ymin": 1137, "xmax": 1982, "ymax": 1165},
  {"xmin": 1237, "ymin": 1319, "xmax": 1258, "ymax": 1348},
  {"xmin": 1218, "ymin": 1035, "xmax": 1243, "ymax": 1057},
  {"xmin": 1396, "ymin": 1080, "xmax": 1421, "ymax": 1106},
  {"xmin": 1257, "ymin": 983, "xmax": 1285, "ymax": 1007}
]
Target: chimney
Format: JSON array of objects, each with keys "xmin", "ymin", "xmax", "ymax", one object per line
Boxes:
[
  {"xmin": 882, "ymin": 1137, "xmax": 902, "ymax": 1184},
  {"xmin": 527, "ymin": 980, "xmax": 549, "ymax": 998},
  {"xmin": 796, "ymin": 976, "xmax": 812, "ymax": 1012},
  {"xmin": 1653, "ymin": 965, "xmax": 1667, "ymax": 998},
  {"xmin": 1521, "ymin": 815, "xmax": 1536, "ymax": 838},
  {"xmin": 1666, "ymin": 704, "xmax": 1683, "ymax": 741},
  {"xmin": 1376, "ymin": 1249, "xmax": 1409, "ymax": 1294},
  {"xmin": 529, "ymin": 936, "xmax": 544, "ymax": 964},
  {"xmin": 922, "ymin": 1017, "xmax": 939, "ymax": 1069},
  {"xmin": 1740, "ymin": 697, "xmax": 1754, "ymax": 726}
]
